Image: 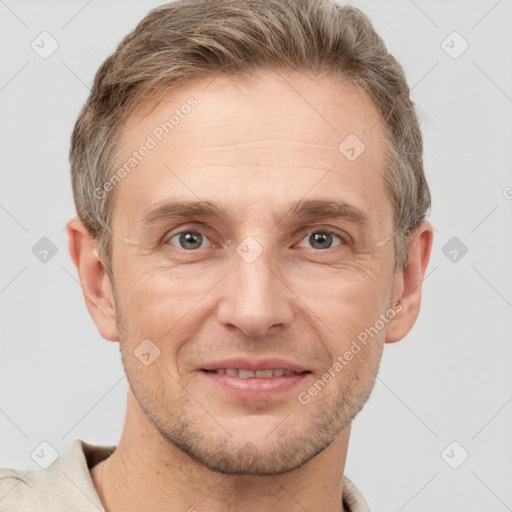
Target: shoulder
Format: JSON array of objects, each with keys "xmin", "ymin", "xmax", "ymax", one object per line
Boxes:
[
  {"xmin": 0, "ymin": 439, "xmax": 114, "ymax": 512},
  {"xmin": 343, "ymin": 475, "xmax": 374, "ymax": 512},
  {"xmin": 0, "ymin": 466, "xmax": 48, "ymax": 510}
]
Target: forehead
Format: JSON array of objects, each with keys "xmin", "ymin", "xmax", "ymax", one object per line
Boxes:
[{"xmin": 111, "ymin": 70, "xmax": 392, "ymax": 234}]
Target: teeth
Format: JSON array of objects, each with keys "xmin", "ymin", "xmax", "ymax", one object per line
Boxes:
[
  {"xmin": 255, "ymin": 369, "xmax": 274, "ymax": 378},
  {"xmin": 209, "ymin": 368, "xmax": 297, "ymax": 378}
]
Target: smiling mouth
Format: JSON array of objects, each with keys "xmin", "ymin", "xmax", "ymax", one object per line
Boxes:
[{"xmin": 202, "ymin": 369, "xmax": 310, "ymax": 378}]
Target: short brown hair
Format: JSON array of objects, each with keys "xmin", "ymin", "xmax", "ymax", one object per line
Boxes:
[{"xmin": 70, "ymin": 0, "xmax": 431, "ymax": 278}]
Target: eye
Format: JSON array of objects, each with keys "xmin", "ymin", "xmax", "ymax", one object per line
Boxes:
[
  {"xmin": 296, "ymin": 230, "xmax": 346, "ymax": 250},
  {"xmin": 167, "ymin": 230, "xmax": 211, "ymax": 250}
]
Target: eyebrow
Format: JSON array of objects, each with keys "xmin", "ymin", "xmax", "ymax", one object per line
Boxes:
[{"xmin": 140, "ymin": 198, "xmax": 370, "ymax": 229}]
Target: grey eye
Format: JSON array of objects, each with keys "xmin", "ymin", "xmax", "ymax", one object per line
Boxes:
[
  {"xmin": 169, "ymin": 231, "xmax": 209, "ymax": 250},
  {"xmin": 297, "ymin": 231, "xmax": 343, "ymax": 250}
]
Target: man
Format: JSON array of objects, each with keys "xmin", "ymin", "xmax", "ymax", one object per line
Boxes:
[{"xmin": 0, "ymin": 0, "xmax": 433, "ymax": 510}]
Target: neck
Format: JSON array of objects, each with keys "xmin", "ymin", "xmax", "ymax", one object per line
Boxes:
[{"xmin": 91, "ymin": 391, "xmax": 351, "ymax": 512}]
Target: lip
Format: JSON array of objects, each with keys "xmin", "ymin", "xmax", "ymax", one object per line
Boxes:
[
  {"xmin": 200, "ymin": 357, "xmax": 309, "ymax": 373},
  {"xmin": 200, "ymin": 371, "xmax": 309, "ymax": 398},
  {"xmin": 198, "ymin": 358, "xmax": 311, "ymax": 399}
]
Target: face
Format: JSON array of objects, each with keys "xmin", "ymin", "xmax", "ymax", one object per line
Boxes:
[{"xmin": 108, "ymin": 69, "xmax": 398, "ymax": 475}]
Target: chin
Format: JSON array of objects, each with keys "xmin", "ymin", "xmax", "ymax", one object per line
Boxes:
[{"xmin": 147, "ymin": 404, "xmax": 347, "ymax": 476}]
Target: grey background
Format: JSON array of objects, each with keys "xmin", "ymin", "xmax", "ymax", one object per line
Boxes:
[{"xmin": 1, "ymin": 0, "xmax": 511, "ymax": 510}]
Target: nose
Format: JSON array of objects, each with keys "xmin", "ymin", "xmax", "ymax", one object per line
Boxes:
[{"xmin": 216, "ymin": 241, "xmax": 295, "ymax": 337}]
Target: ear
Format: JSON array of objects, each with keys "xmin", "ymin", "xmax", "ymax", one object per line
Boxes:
[
  {"xmin": 66, "ymin": 217, "xmax": 119, "ymax": 342},
  {"xmin": 385, "ymin": 220, "xmax": 434, "ymax": 343}
]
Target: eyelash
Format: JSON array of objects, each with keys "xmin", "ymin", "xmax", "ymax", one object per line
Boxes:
[{"xmin": 163, "ymin": 225, "xmax": 351, "ymax": 252}]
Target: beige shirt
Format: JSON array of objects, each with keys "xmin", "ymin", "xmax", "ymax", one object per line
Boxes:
[{"xmin": 0, "ymin": 439, "xmax": 372, "ymax": 511}]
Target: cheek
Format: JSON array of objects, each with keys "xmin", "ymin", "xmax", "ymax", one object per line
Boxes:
[
  {"xmin": 291, "ymin": 263, "xmax": 389, "ymax": 323},
  {"xmin": 290, "ymin": 266, "xmax": 392, "ymax": 371},
  {"xmin": 114, "ymin": 261, "xmax": 219, "ymax": 356}
]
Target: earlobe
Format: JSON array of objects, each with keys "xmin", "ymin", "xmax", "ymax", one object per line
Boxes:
[
  {"xmin": 385, "ymin": 221, "xmax": 434, "ymax": 344},
  {"xmin": 67, "ymin": 217, "xmax": 119, "ymax": 342}
]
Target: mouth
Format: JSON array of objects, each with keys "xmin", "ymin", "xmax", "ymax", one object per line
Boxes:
[{"xmin": 199, "ymin": 359, "xmax": 311, "ymax": 397}]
